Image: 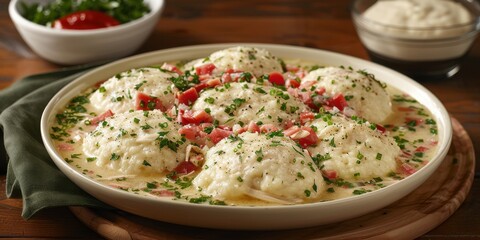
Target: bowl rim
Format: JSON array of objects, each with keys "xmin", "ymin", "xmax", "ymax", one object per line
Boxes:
[
  {"xmin": 40, "ymin": 43, "xmax": 453, "ymax": 229},
  {"xmin": 350, "ymin": 0, "xmax": 480, "ymax": 42},
  {"xmin": 8, "ymin": 0, "xmax": 164, "ymax": 35}
]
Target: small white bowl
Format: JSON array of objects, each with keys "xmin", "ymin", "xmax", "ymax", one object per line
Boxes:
[{"xmin": 9, "ymin": 0, "xmax": 164, "ymax": 65}]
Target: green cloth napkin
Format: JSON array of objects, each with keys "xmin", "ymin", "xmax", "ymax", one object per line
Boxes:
[{"xmin": 0, "ymin": 65, "xmax": 111, "ymax": 219}]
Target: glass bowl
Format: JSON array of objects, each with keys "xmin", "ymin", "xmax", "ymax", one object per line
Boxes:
[{"xmin": 351, "ymin": 0, "xmax": 480, "ymax": 80}]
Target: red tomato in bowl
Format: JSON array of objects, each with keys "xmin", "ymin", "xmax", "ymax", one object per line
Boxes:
[{"xmin": 53, "ymin": 10, "xmax": 120, "ymax": 30}]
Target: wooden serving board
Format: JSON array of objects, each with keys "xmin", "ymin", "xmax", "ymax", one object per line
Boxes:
[{"xmin": 70, "ymin": 117, "xmax": 475, "ymax": 240}]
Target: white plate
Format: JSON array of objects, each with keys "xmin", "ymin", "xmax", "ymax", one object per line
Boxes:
[{"xmin": 41, "ymin": 43, "xmax": 452, "ymax": 230}]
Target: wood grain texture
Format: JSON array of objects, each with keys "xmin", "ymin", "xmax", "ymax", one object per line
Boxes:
[{"xmin": 68, "ymin": 118, "xmax": 475, "ymax": 240}]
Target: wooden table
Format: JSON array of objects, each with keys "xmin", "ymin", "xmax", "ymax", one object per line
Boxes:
[{"xmin": 1, "ymin": 0, "xmax": 479, "ymax": 239}]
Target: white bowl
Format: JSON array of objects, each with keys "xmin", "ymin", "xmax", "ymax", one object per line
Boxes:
[
  {"xmin": 9, "ymin": 0, "xmax": 164, "ymax": 65},
  {"xmin": 40, "ymin": 43, "xmax": 452, "ymax": 230}
]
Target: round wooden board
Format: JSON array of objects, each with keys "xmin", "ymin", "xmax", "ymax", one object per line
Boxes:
[{"xmin": 70, "ymin": 117, "xmax": 475, "ymax": 240}]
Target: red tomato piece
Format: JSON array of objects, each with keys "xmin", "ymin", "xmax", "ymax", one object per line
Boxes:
[
  {"xmin": 325, "ymin": 93, "xmax": 348, "ymax": 111},
  {"xmin": 161, "ymin": 63, "xmax": 183, "ymax": 75},
  {"xmin": 283, "ymin": 119, "xmax": 296, "ymax": 130},
  {"xmin": 400, "ymin": 163, "xmax": 416, "ymax": 176},
  {"xmin": 194, "ymin": 78, "xmax": 222, "ymax": 92},
  {"xmin": 221, "ymin": 69, "xmax": 236, "ymax": 83},
  {"xmin": 180, "ymin": 110, "xmax": 213, "ymax": 125},
  {"xmin": 300, "ymin": 111, "xmax": 315, "ymax": 124},
  {"xmin": 397, "ymin": 106, "xmax": 414, "ymax": 112},
  {"xmin": 322, "ymin": 169, "xmax": 338, "ymax": 179},
  {"xmin": 376, "ymin": 124, "xmax": 386, "ymax": 134},
  {"xmin": 286, "ymin": 65, "xmax": 300, "ymax": 73},
  {"xmin": 286, "ymin": 79, "xmax": 300, "ymax": 88},
  {"xmin": 174, "ymin": 161, "xmax": 198, "ymax": 175},
  {"xmin": 405, "ymin": 117, "xmax": 423, "ymax": 126},
  {"xmin": 195, "ymin": 63, "xmax": 216, "ymax": 75},
  {"xmin": 135, "ymin": 92, "xmax": 165, "ymax": 111},
  {"xmin": 283, "ymin": 126, "xmax": 300, "ymax": 137},
  {"xmin": 206, "ymin": 78, "xmax": 222, "ymax": 88},
  {"xmin": 315, "ymin": 87, "xmax": 326, "ymax": 95},
  {"xmin": 209, "ymin": 128, "xmax": 233, "ymax": 144},
  {"xmin": 297, "ymin": 126, "xmax": 318, "ymax": 148},
  {"xmin": 246, "ymin": 121, "xmax": 260, "ymax": 133},
  {"xmin": 415, "ymin": 146, "xmax": 429, "ymax": 152},
  {"xmin": 299, "ymin": 80, "xmax": 316, "ymax": 90},
  {"xmin": 57, "ymin": 143, "xmax": 74, "ymax": 151},
  {"xmin": 177, "ymin": 87, "xmax": 199, "ymax": 105},
  {"xmin": 260, "ymin": 124, "xmax": 279, "ymax": 133},
  {"xmin": 53, "ymin": 10, "xmax": 120, "ymax": 30},
  {"xmin": 193, "ymin": 82, "xmax": 209, "ymax": 92},
  {"xmin": 178, "ymin": 124, "xmax": 199, "ymax": 140},
  {"xmin": 151, "ymin": 189, "xmax": 175, "ymax": 197},
  {"xmin": 90, "ymin": 109, "xmax": 113, "ymax": 125},
  {"xmin": 268, "ymin": 72, "xmax": 285, "ymax": 86}
]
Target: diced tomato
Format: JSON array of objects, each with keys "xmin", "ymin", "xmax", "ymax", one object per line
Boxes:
[
  {"xmin": 206, "ymin": 78, "xmax": 222, "ymax": 87},
  {"xmin": 295, "ymin": 70, "xmax": 307, "ymax": 79},
  {"xmin": 400, "ymin": 163, "xmax": 416, "ymax": 176},
  {"xmin": 322, "ymin": 169, "xmax": 338, "ymax": 179},
  {"xmin": 376, "ymin": 124, "xmax": 386, "ymax": 134},
  {"xmin": 325, "ymin": 93, "xmax": 348, "ymax": 111},
  {"xmin": 315, "ymin": 87, "xmax": 326, "ymax": 95},
  {"xmin": 300, "ymin": 111, "xmax": 315, "ymax": 125},
  {"xmin": 90, "ymin": 109, "xmax": 113, "ymax": 125},
  {"xmin": 178, "ymin": 124, "xmax": 199, "ymax": 140},
  {"xmin": 397, "ymin": 106, "xmax": 414, "ymax": 112},
  {"xmin": 401, "ymin": 150, "xmax": 412, "ymax": 158},
  {"xmin": 180, "ymin": 110, "xmax": 213, "ymax": 125},
  {"xmin": 260, "ymin": 124, "xmax": 279, "ymax": 133},
  {"xmin": 283, "ymin": 126, "xmax": 300, "ymax": 137},
  {"xmin": 286, "ymin": 65, "xmax": 300, "ymax": 73},
  {"xmin": 195, "ymin": 63, "xmax": 216, "ymax": 76},
  {"xmin": 245, "ymin": 121, "xmax": 260, "ymax": 133},
  {"xmin": 161, "ymin": 63, "xmax": 183, "ymax": 75},
  {"xmin": 221, "ymin": 69, "xmax": 237, "ymax": 83},
  {"xmin": 57, "ymin": 143, "xmax": 74, "ymax": 151},
  {"xmin": 136, "ymin": 92, "xmax": 165, "ymax": 111},
  {"xmin": 198, "ymin": 123, "xmax": 214, "ymax": 131},
  {"xmin": 299, "ymin": 80, "xmax": 316, "ymax": 90},
  {"xmin": 295, "ymin": 91, "xmax": 316, "ymax": 109},
  {"xmin": 297, "ymin": 126, "xmax": 318, "ymax": 148},
  {"xmin": 177, "ymin": 87, "xmax": 199, "ymax": 105},
  {"xmin": 150, "ymin": 189, "xmax": 175, "ymax": 197},
  {"xmin": 209, "ymin": 128, "xmax": 233, "ymax": 144},
  {"xmin": 283, "ymin": 119, "xmax": 296, "ymax": 130},
  {"xmin": 286, "ymin": 79, "xmax": 300, "ymax": 88},
  {"xmin": 268, "ymin": 72, "xmax": 285, "ymax": 86},
  {"xmin": 415, "ymin": 146, "xmax": 429, "ymax": 152},
  {"xmin": 194, "ymin": 78, "xmax": 222, "ymax": 92},
  {"xmin": 405, "ymin": 117, "xmax": 423, "ymax": 126},
  {"xmin": 174, "ymin": 161, "xmax": 198, "ymax": 175},
  {"xmin": 193, "ymin": 82, "xmax": 208, "ymax": 92}
]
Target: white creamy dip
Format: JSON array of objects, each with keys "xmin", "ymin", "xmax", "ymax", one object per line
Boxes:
[
  {"xmin": 363, "ymin": 0, "xmax": 472, "ymax": 38},
  {"xmin": 355, "ymin": 0, "xmax": 477, "ymax": 61}
]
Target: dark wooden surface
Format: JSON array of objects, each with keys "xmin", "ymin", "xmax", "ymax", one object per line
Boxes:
[{"xmin": 1, "ymin": 0, "xmax": 479, "ymax": 239}]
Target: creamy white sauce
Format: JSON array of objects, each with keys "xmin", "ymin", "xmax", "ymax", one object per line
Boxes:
[
  {"xmin": 357, "ymin": 0, "xmax": 476, "ymax": 60},
  {"xmin": 50, "ymin": 48, "xmax": 439, "ymax": 206}
]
